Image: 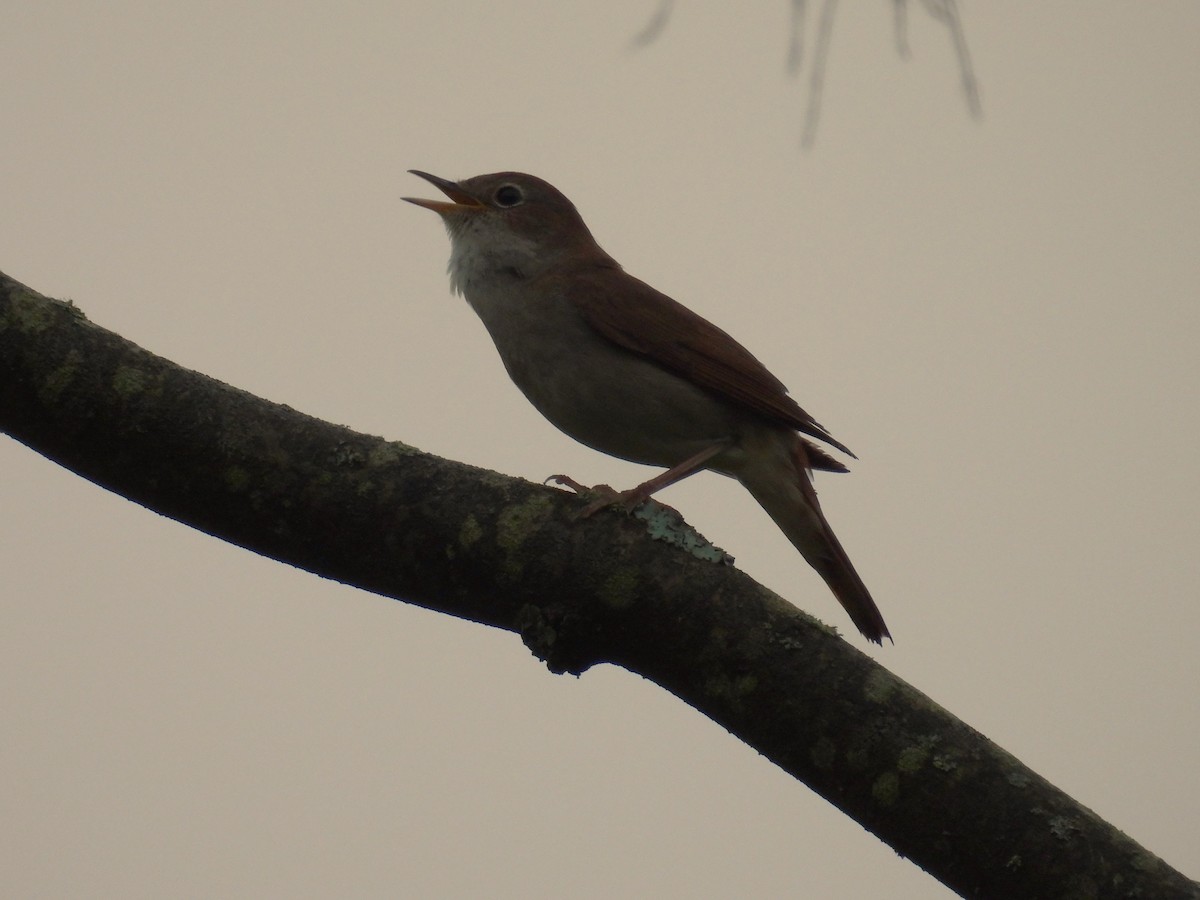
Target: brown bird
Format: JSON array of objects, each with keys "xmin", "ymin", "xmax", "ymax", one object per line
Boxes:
[{"xmin": 405, "ymin": 171, "xmax": 890, "ymax": 644}]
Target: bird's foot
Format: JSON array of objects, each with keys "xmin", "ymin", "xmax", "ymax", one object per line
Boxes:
[{"xmin": 545, "ymin": 475, "xmax": 648, "ymax": 518}]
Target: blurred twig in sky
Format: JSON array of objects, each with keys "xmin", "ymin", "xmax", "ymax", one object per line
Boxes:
[{"xmin": 631, "ymin": 0, "xmax": 983, "ymax": 148}]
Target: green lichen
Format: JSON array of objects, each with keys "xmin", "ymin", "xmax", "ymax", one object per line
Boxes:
[
  {"xmin": 329, "ymin": 442, "xmax": 366, "ymax": 469},
  {"xmin": 5, "ymin": 286, "xmax": 58, "ymax": 334},
  {"xmin": 496, "ymin": 494, "xmax": 554, "ymax": 576},
  {"xmin": 112, "ymin": 364, "xmax": 149, "ymax": 399},
  {"xmin": 599, "ymin": 568, "xmax": 639, "ymax": 610},
  {"xmin": 368, "ymin": 441, "xmax": 418, "ymax": 466},
  {"xmin": 872, "ymin": 771, "xmax": 900, "ymax": 807},
  {"xmin": 703, "ymin": 671, "xmax": 759, "ymax": 705},
  {"xmin": 459, "ymin": 514, "xmax": 483, "ymax": 549},
  {"xmin": 933, "ymin": 753, "xmax": 959, "ymax": 773},
  {"xmin": 863, "ymin": 668, "xmax": 897, "ymax": 704},
  {"xmin": 897, "ymin": 746, "xmax": 928, "ymax": 774},
  {"xmin": 1048, "ymin": 815, "xmax": 1080, "ymax": 841},
  {"xmin": 515, "ymin": 604, "xmax": 558, "ymax": 662},
  {"xmin": 633, "ymin": 500, "xmax": 732, "ymax": 563},
  {"xmin": 39, "ymin": 350, "xmax": 84, "ymax": 405},
  {"xmin": 497, "ymin": 495, "xmax": 552, "ymax": 552}
]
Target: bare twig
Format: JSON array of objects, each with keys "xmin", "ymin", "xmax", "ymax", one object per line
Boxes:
[
  {"xmin": 786, "ymin": 0, "xmax": 808, "ymax": 73},
  {"xmin": 800, "ymin": 0, "xmax": 838, "ymax": 148},
  {"xmin": 915, "ymin": 0, "xmax": 984, "ymax": 117},
  {"xmin": 893, "ymin": 0, "xmax": 912, "ymax": 59},
  {"xmin": 630, "ymin": 0, "xmax": 675, "ymax": 48}
]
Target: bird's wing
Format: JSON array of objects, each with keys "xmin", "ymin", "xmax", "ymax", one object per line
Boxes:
[{"xmin": 562, "ymin": 266, "xmax": 856, "ymax": 462}]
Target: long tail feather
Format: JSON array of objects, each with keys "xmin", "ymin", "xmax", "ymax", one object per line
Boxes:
[{"xmin": 738, "ymin": 436, "xmax": 891, "ymax": 644}]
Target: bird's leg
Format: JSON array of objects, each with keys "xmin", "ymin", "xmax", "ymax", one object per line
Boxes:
[{"xmin": 548, "ymin": 441, "xmax": 730, "ymax": 518}]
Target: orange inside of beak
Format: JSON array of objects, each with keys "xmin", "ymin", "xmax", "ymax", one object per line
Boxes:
[{"xmin": 404, "ymin": 170, "xmax": 485, "ymax": 213}]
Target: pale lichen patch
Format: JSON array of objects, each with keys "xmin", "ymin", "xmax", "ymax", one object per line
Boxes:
[
  {"xmin": 599, "ymin": 568, "xmax": 639, "ymax": 610},
  {"xmin": 459, "ymin": 514, "xmax": 483, "ymax": 549},
  {"xmin": 863, "ymin": 668, "xmax": 898, "ymax": 705},
  {"xmin": 112, "ymin": 364, "xmax": 149, "ymax": 399},
  {"xmin": 496, "ymin": 494, "xmax": 554, "ymax": 577},
  {"xmin": 40, "ymin": 350, "xmax": 84, "ymax": 405}
]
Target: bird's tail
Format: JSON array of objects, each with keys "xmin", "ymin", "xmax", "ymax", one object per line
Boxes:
[{"xmin": 738, "ymin": 437, "xmax": 891, "ymax": 644}]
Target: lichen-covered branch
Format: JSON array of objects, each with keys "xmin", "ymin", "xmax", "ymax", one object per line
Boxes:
[{"xmin": 1, "ymin": 271, "xmax": 1194, "ymax": 900}]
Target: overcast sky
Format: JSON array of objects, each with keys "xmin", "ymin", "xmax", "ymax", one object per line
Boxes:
[{"xmin": 3, "ymin": 3, "xmax": 1197, "ymax": 897}]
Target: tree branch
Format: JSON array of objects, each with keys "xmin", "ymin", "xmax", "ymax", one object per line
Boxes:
[{"xmin": 1, "ymin": 271, "xmax": 1194, "ymax": 900}]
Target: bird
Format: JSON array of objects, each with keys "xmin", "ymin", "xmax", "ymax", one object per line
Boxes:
[{"xmin": 404, "ymin": 170, "xmax": 890, "ymax": 643}]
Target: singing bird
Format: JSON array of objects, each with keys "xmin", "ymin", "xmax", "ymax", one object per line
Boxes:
[{"xmin": 405, "ymin": 171, "xmax": 890, "ymax": 644}]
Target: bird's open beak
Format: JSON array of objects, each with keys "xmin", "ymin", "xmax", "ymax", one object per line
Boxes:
[{"xmin": 403, "ymin": 170, "xmax": 485, "ymax": 214}]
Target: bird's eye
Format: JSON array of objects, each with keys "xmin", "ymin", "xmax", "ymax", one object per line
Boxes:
[{"xmin": 494, "ymin": 184, "xmax": 524, "ymax": 207}]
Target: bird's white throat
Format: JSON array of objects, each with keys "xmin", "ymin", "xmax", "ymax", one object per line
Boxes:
[{"xmin": 445, "ymin": 223, "xmax": 540, "ymax": 297}]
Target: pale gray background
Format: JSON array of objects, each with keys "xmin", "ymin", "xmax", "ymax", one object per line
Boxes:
[{"xmin": 2, "ymin": 3, "xmax": 1197, "ymax": 897}]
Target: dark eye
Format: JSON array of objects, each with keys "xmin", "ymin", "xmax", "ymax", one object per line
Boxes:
[{"xmin": 494, "ymin": 184, "xmax": 523, "ymax": 207}]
